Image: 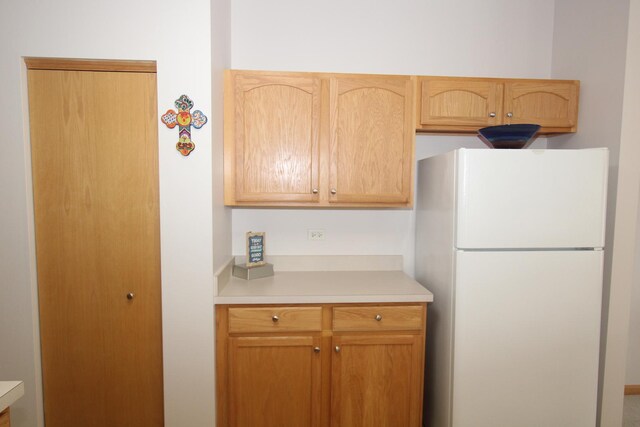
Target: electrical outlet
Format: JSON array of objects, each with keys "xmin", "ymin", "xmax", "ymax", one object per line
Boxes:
[{"xmin": 308, "ymin": 229, "xmax": 325, "ymax": 241}]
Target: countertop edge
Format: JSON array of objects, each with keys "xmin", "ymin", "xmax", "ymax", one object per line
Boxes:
[
  {"xmin": 214, "ymin": 293, "xmax": 433, "ymax": 305},
  {"xmin": 0, "ymin": 381, "xmax": 25, "ymax": 413}
]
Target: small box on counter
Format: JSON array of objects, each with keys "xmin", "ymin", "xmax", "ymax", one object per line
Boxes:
[{"xmin": 232, "ymin": 263, "xmax": 274, "ymax": 280}]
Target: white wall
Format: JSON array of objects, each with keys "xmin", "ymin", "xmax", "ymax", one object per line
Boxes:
[
  {"xmin": 625, "ymin": 181, "xmax": 640, "ymax": 385},
  {"xmin": 624, "ymin": 0, "xmax": 640, "ymax": 392},
  {"xmin": 0, "ymin": 1, "xmax": 223, "ymax": 426},
  {"xmin": 230, "ymin": 0, "xmax": 554, "ymax": 273},
  {"xmin": 550, "ymin": 0, "xmax": 637, "ymax": 425},
  {"xmin": 629, "ymin": 185, "xmax": 640, "ymax": 384},
  {"xmin": 212, "ymin": 1, "xmax": 233, "ymax": 275}
]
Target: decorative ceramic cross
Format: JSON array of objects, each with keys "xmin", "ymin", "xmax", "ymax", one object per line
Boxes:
[{"xmin": 161, "ymin": 95, "xmax": 207, "ymax": 156}]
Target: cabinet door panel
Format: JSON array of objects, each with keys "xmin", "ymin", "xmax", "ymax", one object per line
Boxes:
[
  {"xmin": 331, "ymin": 335, "xmax": 423, "ymax": 427},
  {"xmin": 230, "ymin": 72, "xmax": 320, "ymax": 202},
  {"xmin": 419, "ymin": 78, "xmax": 501, "ymax": 128},
  {"xmin": 329, "ymin": 76, "xmax": 414, "ymax": 205},
  {"xmin": 228, "ymin": 336, "xmax": 321, "ymax": 427},
  {"xmin": 504, "ymin": 81, "xmax": 578, "ymax": 130}
]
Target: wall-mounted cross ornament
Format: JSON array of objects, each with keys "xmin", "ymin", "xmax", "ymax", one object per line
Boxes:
[{"xmin": 161, "ymin": 95, "xmax": 207, "ymax": 156}]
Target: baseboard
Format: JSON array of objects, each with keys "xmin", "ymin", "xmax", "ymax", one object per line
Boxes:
[{"xmin": 625, "ymin": 385, "xmax": 640, "ymax": 395}]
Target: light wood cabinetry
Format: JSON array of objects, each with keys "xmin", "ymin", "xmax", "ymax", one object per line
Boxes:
[
  {"xmin": 224, "ymin": 70, "xmax": 415, "ymax": 208},
  {"xmin": 419, "ymin": 77, "xmax": 503, "ymax": 129},
  {"xmin": 417, "ymin": 76, "xmax": 579, "ymax": 134},
  {"xmin": 0, "ymin": 408, "xmax": 10, "ymax": 427},
  {"xmin": 331, "ymin": 335, "xmax": 423, "ymax": 427},
  {"xmin": 329, "ymin": 76, "xmax": 414, "ymax": 205},
  {"xmin": 228, "ymin": 336, "xmax": 322, "ymax": 427},
  {"xmin": 503, "ymin": 81, "xmax": 578, "ymax": 130},
  {"xmin": 216, "ymin": 303, "xmax": 427, "ymax": 427},
  {"xmin": 225, "ymin": 71, "xmax": 321, "ymax": 204}
]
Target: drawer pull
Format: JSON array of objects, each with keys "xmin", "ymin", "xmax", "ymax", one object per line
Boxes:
[
  {"xmin": 272, "ymin": 315, "xmax": 279, "ymax": 323},
  {"xmin": 375, "ymin": 314, "xmax": 382, "ymax": 321}
]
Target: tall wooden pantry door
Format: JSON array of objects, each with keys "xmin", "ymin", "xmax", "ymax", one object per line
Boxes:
[{"xmin": 26, "ymin": 59, "xmax": 164, "ymax": 427}]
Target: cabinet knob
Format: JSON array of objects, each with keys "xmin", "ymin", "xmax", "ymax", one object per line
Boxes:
[
  {"xmin": 335, "ymin": 346, "xmax": 341, "ymax": 353},
  {"xmin": 272, "ymin": 315, "xmax": 279, "ymax": 323},
  {"xmin": 126, "ymin": 292, "xmax": 135, "ymax": 300},
  {"xmin": 312, "ymin": 188, "xmax": 319, "ymax": 194},
  {"xmin": 314, "ymin": 347, "xmax": 321, "ymax": 353},
  {"xmin": 375, "ymin": 314, "xmax": 382, "ymax": 321},
  {"xmin": 488, "ymin": 112, "xmax": 496, "ymax": 118},
  {"xmin": 506, "ymin": 112, "xmax": 513, "ymax": 118},
  {"xmin": 330, "ymin": 188, "xmax": 337, "ymax": 195}
]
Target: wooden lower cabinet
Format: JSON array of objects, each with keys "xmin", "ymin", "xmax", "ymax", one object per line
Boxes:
[
  {"xmin": 216, "ymin": 303, "xmax": 427, "ymax": 427},
  {"xmin": 228, "ymin": 336, "xmax": 322, "ymax": 427},
  {"xmin": 331, "ymin": 335, "xmax": 424, "ymax": 427},
  {"xmin": 0, "ymin": 408, "xmax": 10, "ymax": 427}
]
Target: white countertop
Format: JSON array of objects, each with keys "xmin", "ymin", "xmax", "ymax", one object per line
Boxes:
[
  {"xmin": 0, "ymin": 381, "xmax": 24, "ymax": 413},
  {"xmin": 214, "ymin": 257, "xmax": 433, "ymax": 305}
]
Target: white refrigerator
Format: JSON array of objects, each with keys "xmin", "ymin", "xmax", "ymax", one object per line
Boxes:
[{"xmin": 415, "ymin": 148, "xmax": 608, "ymax": 427}]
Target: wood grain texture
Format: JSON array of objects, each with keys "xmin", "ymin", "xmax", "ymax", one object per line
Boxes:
[
  {"xmin": 216, "ymin": 306, "xmax": 230, "ymax": 427},
  {"xmin": 504, "ymin": 81, "xmax": 579, "ymax": 130},
  {"xmin": 331, "ymin": 334, "xmax": 423, "ymax": 427},
  {"xmin": 415, "ymin": 76, "xmax": 579, "ymax": 134},
  {"xmin": 228, "ymin": 336, "xmax": 322, "ymax": 427},
  {"xmin": 25, "ymin": 57, "xmax": 156, "ymax": 73},
  {"xmin": 224, "ymin": 70, "xmax": 415, "ymax": 208},
  {"xmin": 229, "ymin": 71, "xmax": 321, "ymax": 203},
  {"xmin": 329, "ymin": 75, "xmax": 414, "ymax": 206},
  {"xmin": 228, "ymin": 306, "xmax": 322, "ymax": 333},
  {"xmin": 217, "ymin": 302, "xmax": 426, "ymax": 427},
  {"xmin": 28, "ymin": 68, "xmax": 163, "ymax": 427},
  {"xmin": 419, "ymin": 77, "xmax": 501, "ymax": 127},
  {"xmin": 332, "ymin": 305, "xmax": 424, "ymax": 331},
  {"xmin": 0, "ymin": 408, "xmax": 9, "ymax": 427},
  {"xmin": 625, "ymin": 385, "xmax": 640, "ymax": 395}
]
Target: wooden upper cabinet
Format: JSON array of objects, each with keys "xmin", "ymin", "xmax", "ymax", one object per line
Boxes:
[
  {"xmin": 417, "ymin": 77, "xmax": 579, "ymax": 134},
  {"xmin": 418, "ymin": 78, "xmax": 502, "ymax": 129},
  {"xmin": 504, "ymin": 81, "xmax": 579, "ymax": 131},
  {"xmin": 224, "ymin": 70, "xmax": 415, "ymax": 208},
  {"xmin": 329, "ymin": 76, "xmax": 414, "ymax": 205},
  {"xmin": 224, "ymin": 70, "xmax": 321, "ymax": 204}
]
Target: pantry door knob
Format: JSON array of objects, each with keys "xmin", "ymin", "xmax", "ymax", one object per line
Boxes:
[
  {"xmin": 126, "ymin": 292, "xmax": 135, "ymax": 300},
  {"xmin": 335, "ymin": 346, "xmax": 341, "ymax": 353},
  {"xmin": 314, "ymin": 347, "xmax": 321, "ymax": 353}
]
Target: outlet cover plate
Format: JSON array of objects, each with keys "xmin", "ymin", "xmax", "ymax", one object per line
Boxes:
[{"xmin": 308, "ymin": 229, "xmax": 325, "ymax": 241}]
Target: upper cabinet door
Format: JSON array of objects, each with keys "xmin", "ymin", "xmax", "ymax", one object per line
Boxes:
[
  {"xmin": 225, "ymin": 71, "xmax": 321, "ymax": 203},
  {"xmin": 418, "ymin": 78, "xmax": 502, "ymax": 129},
  {"xmin": 503, "ymin": 81, "xmax": 579, "ymax": 131},
  {"xmin": 329, "ymin": 76, "xmax": 415, "ymax": 205}
]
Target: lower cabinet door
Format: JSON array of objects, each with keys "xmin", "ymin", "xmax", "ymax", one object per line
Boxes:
[
  {"xmin": 228, "ymin": 336, "xmax": 322, "ymax": 427},
  {"xmin": 0, "ymin": 408, "xmax": 10, "ymax": 427},
  {"xmin": 331, "ymin": 335, "xmax": 424, "ymax": 427}
]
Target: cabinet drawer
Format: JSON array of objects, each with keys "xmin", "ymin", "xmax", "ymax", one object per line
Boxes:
[
  {"xmin": 332, "ymin": 305, "xmax": 423, "ymax": 331},
  {"xmin": 228, "ymin": 307, "xmax": 322, "ymax": 333}
]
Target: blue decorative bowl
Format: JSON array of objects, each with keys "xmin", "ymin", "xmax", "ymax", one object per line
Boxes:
[{"xmin": 478, "ymin": 124, "xmax": 541, "ymax": 149}]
